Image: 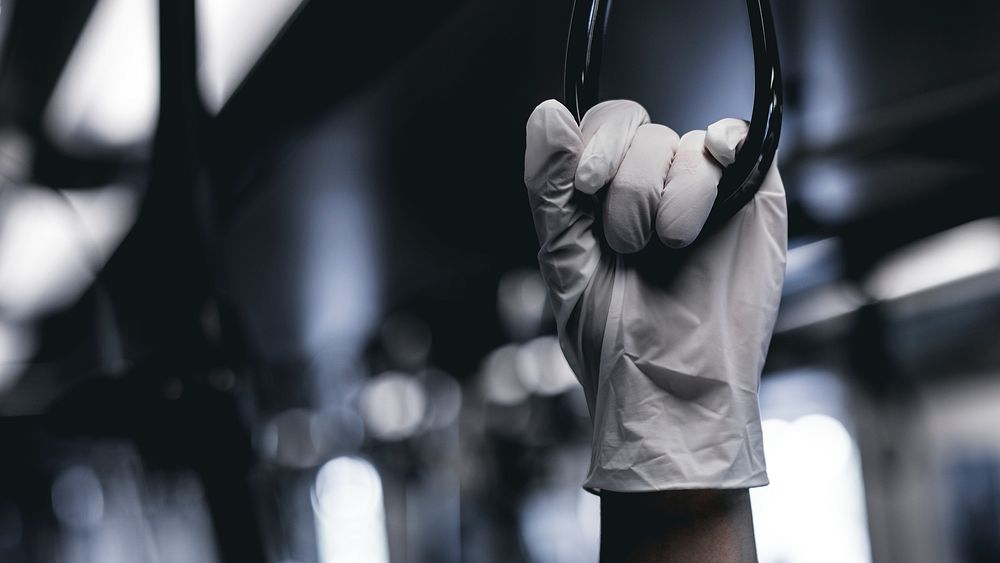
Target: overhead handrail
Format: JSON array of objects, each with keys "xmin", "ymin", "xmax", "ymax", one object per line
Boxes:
[{"xmin": 564, "ymin": 0, "xmax": 783, "ymax": 233}]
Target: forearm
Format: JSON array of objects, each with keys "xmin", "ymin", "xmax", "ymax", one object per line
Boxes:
[{"xmin": 600, "ymin": 489, "xmax": 758, "ymax": 563}]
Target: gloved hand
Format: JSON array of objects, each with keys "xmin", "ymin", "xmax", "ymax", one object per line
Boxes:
[{"xmin": 524, "ymin": 99, "xmax": 786, "ymax": 492}]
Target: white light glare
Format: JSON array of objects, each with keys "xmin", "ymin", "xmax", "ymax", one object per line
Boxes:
[
  {"xmin": 516, "ymin": 336, "xmax": 577, "ymax": 396},
  {"xmin": 196, "ymin": 0, "xmax": 305, "ymax": 112},
  {"xmin": 0, "ymin": 185, "xmax": 139, "ymax": 319},
  {"xmin": 519, "ymin": 487, "xmax": 600, "ymax": 563},
  {"xmin": 497, "ymin": 268, "xmax": 548, "ymax": 340},
  {"xmin": 44, "ymin": 0, "xmax": 159, "ymax": 151},
  {"xmin": 479, "ymin": 337, "xmax": 578, "ymax": 405},
  {"xmin": 51, "ymin": 466, "xmax": 105, "ymax": 529},
  {"xmin": 313, "ymin": 457, "xmax": 389, "ymax": 563},
  {"xmin": 774, "ymin": 283, "xmax": 865, "ymax": 333},
  {"xmin": 359, "ymin": 372, "xmax": 427, "ymax": 441},
  {"xmin": 0, "ymin": 323, "xmax": 35, "ymax": 395},
  {"xmin": 866, "ymin": 218, "xmax": 1000, "ymax": 301},
  {"xmin": 479, "ymin": 345, "xmax": 527, "ymax": 406},
  {"xmin": 751, "ymin": 414, "xmax": 871, "ymax": 563}
]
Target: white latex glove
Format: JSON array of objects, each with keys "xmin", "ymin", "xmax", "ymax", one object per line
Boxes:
[{"xmin": 524, "ymin": 99, "xmax": 786, "ymax": 492}]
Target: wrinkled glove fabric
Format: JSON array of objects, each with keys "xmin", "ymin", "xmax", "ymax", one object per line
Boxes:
[{"xmin": 524, "ymin": 99, "xmax": 787, "ymax": 493}]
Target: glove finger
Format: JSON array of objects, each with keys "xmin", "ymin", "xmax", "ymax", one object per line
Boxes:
[
  {"xmin": 575, "ymin": 100, "xmax": 651, "ymax": 194},
  {"xmin": 604, "ymin": 123, "xmax": 680, "ymax": 254},
  {"xmin": 655, "ymin": 130, "xmax": 720, "ymax": 248},
  {"xmin": 524, "ymin": 99, "xmax": 602, "ymax": 317},
  {"xmin": 705, "ymin": 117, "xmax": 749, "ymax": 166},
  {"xmin": 525, "ymin": 99, "xmax": 586, "ymax": 241}
]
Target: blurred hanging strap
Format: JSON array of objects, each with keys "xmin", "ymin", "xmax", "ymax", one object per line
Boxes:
[{"xmin": 564, "ymin": 0, "xmax": 783, "ymax": 234}]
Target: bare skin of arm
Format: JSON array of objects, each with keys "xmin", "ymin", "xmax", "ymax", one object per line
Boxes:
[{"xmin": 600, "ymin": 489, "xmax": 758, "ymax": 563}]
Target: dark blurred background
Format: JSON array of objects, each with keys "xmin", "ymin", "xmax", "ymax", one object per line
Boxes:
[{"xmin": 0, "ymin": 0, "xmax": 999, "ymax": 561}]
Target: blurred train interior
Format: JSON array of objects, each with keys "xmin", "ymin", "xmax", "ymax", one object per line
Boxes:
[{"xmin": 1, "ymin": 0, "xmax": 999, "ymax": 562}]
